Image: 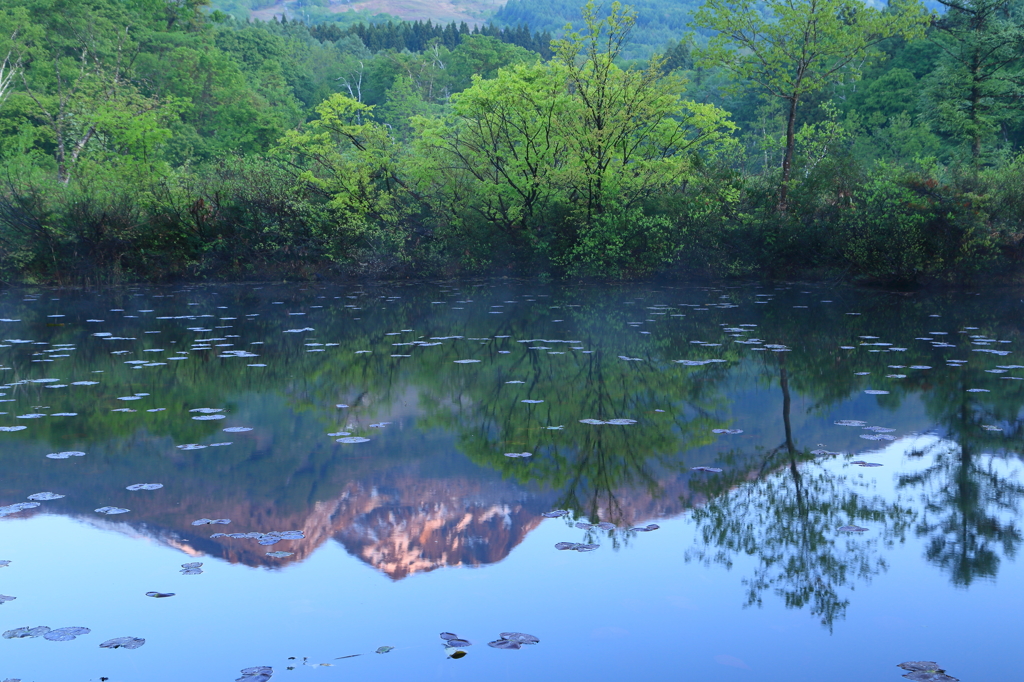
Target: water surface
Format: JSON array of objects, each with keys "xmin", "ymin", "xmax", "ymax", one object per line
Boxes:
[{"xmin": 1, "ymin": 282, "xmax": 1022, "ymax": 682}]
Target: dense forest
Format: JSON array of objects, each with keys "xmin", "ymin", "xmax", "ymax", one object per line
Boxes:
[{"xmin": 0, "ymin": 0, "xmax": 1022, "ymax": 286}]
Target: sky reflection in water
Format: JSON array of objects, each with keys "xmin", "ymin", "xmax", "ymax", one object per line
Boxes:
[{"xmin": 1, "ymin": 282, "xmax": 1023, "ymax": 681}]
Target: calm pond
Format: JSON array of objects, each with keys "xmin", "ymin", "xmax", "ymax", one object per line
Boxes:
[{"xmin": 1, "ymin": 282, "xmax": 1022, "ymax": 682}]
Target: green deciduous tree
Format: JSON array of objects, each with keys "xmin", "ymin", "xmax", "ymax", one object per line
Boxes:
[
  {"xmin": 692, "ymin": 0, "xmax": 930, "ymax": 208},
  {"xmin": 923, "ymin": 0, "xmax": 1024, "ymax": 165},
  {"xmin": 276, "ymin": 94, "xmax": 414, "ymax": 269},
  {"xmin": 414, "ymin": 1, "xmax": 735, "ymax": 271}
]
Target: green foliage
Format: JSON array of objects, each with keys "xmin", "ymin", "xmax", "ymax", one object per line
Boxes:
[{"xmin": 1, "ymin": 0, "xmax": 1023, "ymax": 284}]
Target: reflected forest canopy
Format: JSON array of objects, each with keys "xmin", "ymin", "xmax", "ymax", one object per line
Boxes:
[{"xmin": 2, "ymin": 282, "xmax": 1024, "ymax": 631}]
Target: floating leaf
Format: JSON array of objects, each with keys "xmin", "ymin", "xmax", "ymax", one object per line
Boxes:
[
  {"xmin": 712, "ymin": 428, "xmax": 743, "ymax": 434},
  {"xmin": 337, "ymin": 436, "xmax": 370, "ymax": 443},
  {"xmin": 595, "ymin": 522, "xmax": 616, "ymax": 530},
  {"xmin": 27, "ymin": 492, "xmax": 64, "ymax": 501},
  {"xmin": 630, "ymin": 524, "xmax": 660, "ymax": 532},
  {"xmin": 181, "ymin": 562, "xmax": 202, "ymax": 569},
  {"xmin": 691, "ymin": 466, "xmax": 723, "ymax": 473},
  {"xmin": 192, "ymin": 518, "xmax": 230, "ymax": 526},
  {"xmin": 223, "ymin": 426, "xmax": 253, "ymax": 433},
  {"xmin": 554, "ymin": 542, "xmax": 580, "ymax": 550},
  {"xmin": 579, "ymin": 419, "xmax": 607, "ymax": 425},
  {"xmin": 541, "ymin": 510, "xmax": 568, "ymax": 518},
  {"xmin": 966, "ymin": 388, "xmax": 990, "ymax": 393},
  {"xmin": 575, "ymin": 544, "xmax": 599, "ymax": 552},
  {"xmin": 192, "ymin": 415, "xmax": 225, "ymax": 420},
  {"xmin": 864, "ymin": 389, "xmax": 890, "ymax": 395},
  {"xmin": 266, "ymin": 551, "xmax": 293, "ymax": 558},
  {"xmin": 834, "ymin": 420, "xmax": 867, "ymax": 426},
  {"xmin": 43, "ymin": 626, "xmax": 90, "ymax": 642},
  {"xmin": 375, "ymin": 646, "xmax": 394, "ymax": 654},
  {"xmin": 453, "ymin": 359, "xmax": 481, "ymax": 364},
  {"xmin": 439, "ymin": 632, "xmax": 459, "ymax": 641},
  {"xmin": 575, "ymin": 522, "xmax": 594, "ymax": 530},
  {"xmin": 236, "ymin": 666, "xmax": 273, "ymax": 682},
  {"xmin": 126, "ymin": 483, "xmax": 163, "ymax": 491},
  {"xmin": 3, "ymin": 626, "xmax": 50, "ymax": 639},
  {"xmin": 446, "ymin": 638, "xmax": 471, "ymax": 647},
  {"xmin": 100, "ymin": 636, "xmax": 145, "ymax": 649},
  {"xmin": 838, "ymin": 525, "xmax": 869, "ymax": 532},
  {"xmin": 94, "ymin": 506, "xmax": 129, "ymax": 515},
  {"xmin": 504, "ymin": 452, "xmax": 532, "ymax": 458},
  {"xmin": 145, "ymin": 592, "xmax": 174, "ymax": 598},
  {"xmin": 521, "ymin": 399, "xmax": 544, "ymax": 404},
  {"xmin": 445, "ymin": 647, "xmax": 468, "ymax": 659},
  {"xmin": 500, "ymin": 633, "xmax": 539, "ymax": 644},
  {"xmin": 606, "ymin": 419, "xmax": 637, "ymax": 425},
  {"xmin": 488, "ymin": 639, "xmax": 521, "ymax": 650},
  {"xmin": 0, "ymin": 595, "xmax": 15, "ymax": 604},
  {"xmin": 0, "ymin": 426, "xmax": 27, "ymax": 432},
  {"xmin": 897, "ymin": 662, "xmax": 959, "ymax": 682},
  {"xmin": 45, "ymin": 451, "xmax": 85, "ymax": 459}
]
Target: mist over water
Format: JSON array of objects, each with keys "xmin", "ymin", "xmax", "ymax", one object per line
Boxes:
[{"xmin": 1, "ymin": 282, "xmax": 1022, "ymax": 682}]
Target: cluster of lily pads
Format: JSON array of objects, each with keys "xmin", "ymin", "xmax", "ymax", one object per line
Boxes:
[{"xmin": 209, "ymin": 529, "xmax": 305, "ymax": 546}]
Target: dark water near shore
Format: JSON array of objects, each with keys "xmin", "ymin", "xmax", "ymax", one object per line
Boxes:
[{"xmin": 1, "ymin": 281, "xmax": 1023, "ymax": 682}]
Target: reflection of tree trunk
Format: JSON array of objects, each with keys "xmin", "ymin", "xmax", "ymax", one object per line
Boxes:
[
  {"xmin": 780, "ymin": 355, "xmax": 803, "ymax": 511},
  {"xmin": 780, "ymin": 356, "xmax": 794, "ymax": 455}
]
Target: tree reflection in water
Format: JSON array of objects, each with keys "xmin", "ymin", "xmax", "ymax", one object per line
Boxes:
[{"xmin": 686, "ymin": 357, "xmax": 915, "ymax": 630}]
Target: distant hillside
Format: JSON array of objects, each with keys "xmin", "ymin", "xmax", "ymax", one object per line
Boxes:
[
  {"xmin": 492, "ymin": 0, "xmax": 698, "ymax": 58},
  {"xmin": 210, "ymin": 0, "xmax": 507, "ymax": 25}
]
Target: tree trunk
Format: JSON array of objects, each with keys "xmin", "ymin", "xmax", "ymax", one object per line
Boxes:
[{"xmin": 780, "ymin": 94, "xmax": 799, "ymax": 211}]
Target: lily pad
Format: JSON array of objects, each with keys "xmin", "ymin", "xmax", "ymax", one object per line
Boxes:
[
  {"xmin": 440, "ymin": 632, "xmax": 459, "ymax": 641},
  {"xmin": 595, "ymin": 522, "xmax": 616, "ymax": 530},
  {"xmin": 192, "ymin": 518, "xmax": 230, "ymax": 525},
  {"xmin": 126, "ymin": 483, "xmax": 163, "ymax": 491},
  {"xmin": 446, "ymin": 638, "xmax": 471, "ymax": 647},
  {"xmin": 691, "ymin": 466, "xmax": 723, "ymax": 473},
  {"xmin": 99, "ymin": 636, "xmax": 145, "ymax": 649},
  {"xmin": 223, "ymin": 427, "xmax": 253, "ymax": 433},
  {"xmin": 43, "ymin": 626, "xmax": 90, "ymax": 642},
  {"xmin": 712, "ymin": 428, "xmax": 743, "ymax": 434},
  {"xmin": 579, "ymin": 419, "xmax": 607, "ymax": 425},
  {"xmin": 504, "ymin": 452, "xmax": 532, "ymax": 458},
  {"xmin": 521, "ymin": 399, "xmax": 544, "ymax": 404},
  {"xmin": 838, "ymin": 525, "xmax": 869, "ymax": 532},
  {"xmin": 3, "ymin": 626, "xmax": 50, "ymax": 639},
  {"xmin": 606, "ymin": 419, "xmax": 637, "ymax": 425},
  {"xmin": 192, "ymin": 414, "xmax": 225, "ymax": 420},
  {"xmin": 488, "ymin": 639, "xmax": 522, "ymax": 650},
  {"xmin": 631, "ymin": 524, "xmax": 660, "ymax": 532},
  {"xmin": 375, "ymin": 646, "xmax": 394, "ymax": 654},
  {"xmin": 541, "ymin": 510, "xmax": 568, "ymax": 518},
  {"xmin": 94, "ymin": 506, "xmax": 129, "ymax": 515},
  {"xmin": 834, "ymin": 420, "xmax": 867, "ymax": 426},
  {"xmin": 145, "ymin": 592, "xmax": 175, "ymax": 598},
  {"xmin": 500, "ymin": 632, "xmax": 539, "ymax": 644},
  {"xmin": 897, "ymin": 662, "xmax": 959, "ymax": 682},
  {"xmin": 45, "ymin": 451, "xmax": 85, "ymax": 459},
  {"xmin": 236, "ymin": 666, "xmax": 274, "ymax": 682},
  {"xmin": 266, "ymin": 551, "xmax": 293, "ymax": 558},
  {"xmin": 0, "ymin": 426, "xmax": 27, "ymax": 432},
  {"xmin": 27, "ymin": 492, "xmax": 65, "ymax": 501},
  {"xmin": 864, "ymin": 389, "xmax": 890, "ymax": 395},
  {"xmin": 0, "ymin": 595, "xmax": 15, "ymax": 604},
  {"xmin": 337, "ymin": 436, "xmax": 370, "ymax": 443},
  {"xmin": 0, "ymin": 502, "xmax": 40, "ymax": 517},
  {"xmin": 453, "ymin": 359, "xmax": 481, "ymax": 364}
]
